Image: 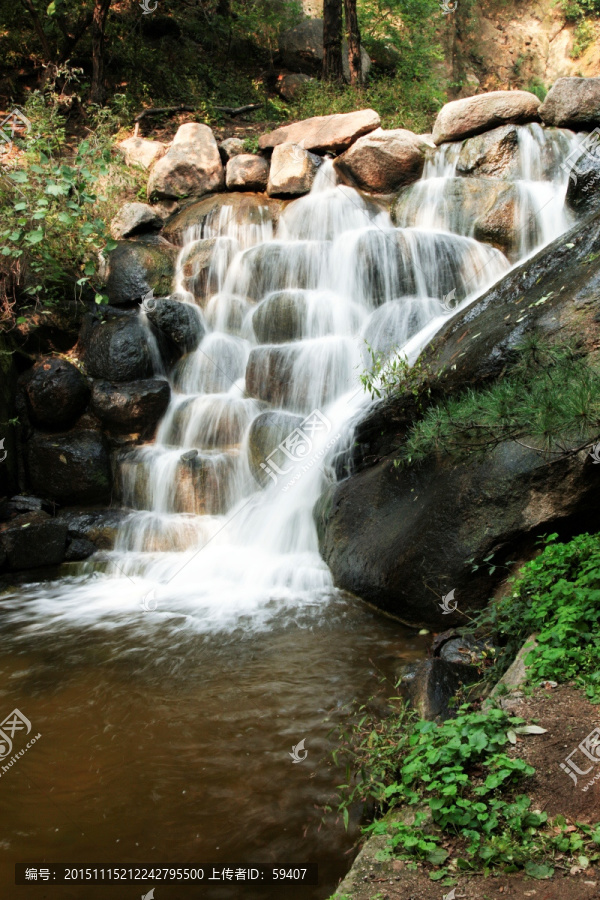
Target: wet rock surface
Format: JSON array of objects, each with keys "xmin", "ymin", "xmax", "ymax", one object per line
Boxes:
[
  {"xmin": 90, "ymin": 378, "xmax": 171, "ymax": 437},
  {"xmin": 25, "ymin": 429, "xmax": 112, "ymax": 506},
  {"xmin": 83, "ymin": 315, "xmax": 154, "ymax": 383},
  {"xmin": 105, "ymin": 239, "xmax": 176, "ymax": 306},
  {"xmin": 22, "ymin": 357, "xmax": 90, "ymax": 429},
  {"xmin": 0, "ymin": 511, "xmax": 68, "ymax": 571}
]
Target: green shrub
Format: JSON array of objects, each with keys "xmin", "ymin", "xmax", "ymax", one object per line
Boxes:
[
  {"xmin": 571, "ymin": 19, "xmax": 596, "ymax": 56},
  {"xmin": 478, "ymin": 533, "xmax": 600, "ymax": 702},
  {"xmin": 0, "ymin": 78, "xmax": 142, "ymax": 324}
]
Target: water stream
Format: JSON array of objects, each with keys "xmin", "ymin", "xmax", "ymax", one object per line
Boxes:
[{"xmin": 0, "ymin": 125, "xmax": 582, "ymax": 897}]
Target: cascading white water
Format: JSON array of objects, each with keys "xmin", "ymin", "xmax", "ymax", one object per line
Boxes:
[{"xmin": 3, "ymin": 126, "xmax": 582, "ymax": 634}]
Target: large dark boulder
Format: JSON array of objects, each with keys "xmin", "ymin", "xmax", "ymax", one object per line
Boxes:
[
  {"xmin": 105, "ymin": 238, "xmax": 175, "ymax": 307},
  {"xmin": 146, "ymin": 297, "xmax": 205, "ymax": 356},
  {"xmin": 22, "ymin": 357, "xmax": 90, "ymax": 429},
  {"xmin": 25, "ymin": 429, "xmax": 112, "ymax": 505},
  {"xmin": 317, "ymin": 442, "xmax": 600, "ymax": 628},
  {"xmin": 90, "ymin": 379, "xmax": 170, "ymax": 436},
  {"xmin": 0, "ymin": 511, "xmax": 68, "ymax": 571},
  {"xmin": 317, "ymin": 209, "xmax": 600, "ymax": 627},
  {"xmin": 565, "ymin": 147, "xmax": 600, "ymax": 217},
  {"xmin": 83, "ymin": 315, "xmax": 154, "ymax": 383}
]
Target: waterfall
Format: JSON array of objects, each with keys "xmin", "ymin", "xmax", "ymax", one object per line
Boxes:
[{"xmin": 4, "ymin": 128, "xmax": 581, "ymax": 634}]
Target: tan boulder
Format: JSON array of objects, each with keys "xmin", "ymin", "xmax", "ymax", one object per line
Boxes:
[
  {"xmin": 226, "ymin": 154, "xmax": 270, "ymax": 192},
  {"xmin": 147, "ymin": 122, "xmax": 224, "ymax": 200},
  {"xmin": 162, "ymin": 192, "xmax": 282, "ymax": 245},
  {"xmin": 118, "ymin": 136, "xmax": 166, "ymax": 170},
  {"xmin": 335, "ymin": 128, "xmax": 429, "ymax": 194},
  {"xmin": 456, "ymin": 125, "xmax": 521, "ymax": 178},
  {"xmin": 432, "ymin": 91, "xmax": 541, "ymax": 145},
  {"xmin": 259, "ymin": 108, "xmax": 380, "ymax": 153},
  {"xmin": 266, "ymin": 142, "xmax": 321, "ymax": 197},
  {"xmin": 540, "ymin": 76, "xmax": 600, "ymax": 129}
]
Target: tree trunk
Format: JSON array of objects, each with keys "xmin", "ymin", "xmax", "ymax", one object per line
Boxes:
[
  {"xmin": 322, "ymin": 0, "xmax": 343, "ymax": 82},
  {"xmin": 344, "ymin": 0, "xmax": 362, "ymax": 85},
  {"xmin": 18, "ymin": 0, "xmax": 53, "ymax": 62},
  {"xmin": 90, "ymin": 0, "xmax": 112, "ymax": 105}
]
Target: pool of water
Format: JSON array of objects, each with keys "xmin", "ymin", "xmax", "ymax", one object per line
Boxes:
[{"xmin": 0, "ymin": 585, "xmax": 428, "ymax": 899}]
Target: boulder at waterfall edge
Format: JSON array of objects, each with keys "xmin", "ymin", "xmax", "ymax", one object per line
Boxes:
[
  {"xmin": 252, "ymin": 290, "xmax": 308, "ymax": 343},
  {"xmin": 90, "ymin": 378, "xmax": 171, "ymax": 437},
  {"xmin": 110, "ymin": 202, "xmax": 163, "ymax": 240},
  {"xmin": 82, "ymin": 314, "xmax": 154, "ymax": 383},
  {"xmin": 105, "ymin": 238, "xmax": 176, "ymax": 307},
  {"xmin": 565, "ymin": 148, "xmax": 600, "ymax": 216},
  {"xmin": 455, "ymin": 124, "xmax": 521, "ymax": 178},
  {"xmin": 539, "ymin": 77, "xmax": 600, "ymax": 128},
  {"xmin": 226, "ymin": 154, "xmax": 270, "ymax": 192},
  {"xmin": 178, "ymin": 237, "xmax": 222, "ymax": 302},
  {"xmin": 394, "ymin": 177, "xmax": 520, "ymax": 259},
  {"xmin": 25, "ymin": 429, "xmax": 112, "ymax": 505},
  {"xmin": 162, "ymin": 193, "xmax": 282, "ymax": 245},
  {"xmin": 22, "ymin": 357, "xmax": 90, "ymax": 429},
  {"xmin": 278, "ymin": 18, "xmax": 371, "ymax": 83},
  {"xmin": 316, "ymin": 209, "xmax": 600, "ymax": 628},
  {"xmin": 335, "ymin": 128, "xmax": 429, "ymax": 193},
  {"xmin": 266, "ymin": 143, "xmax": 322, "ymax": 197},
  {"xmin": 0, "ymin": 511, "xmax": 69, "ymax": 571},
  {"xmin": 147, "ymin": 123, "xmax": 224, "ymax": 200},
  {"xmin": 248, "ymin": 410, "xmax": 304, "ymax": 486},
  {"xmin": 259, "ymin": 108, "xmax": 380, "ymax": 153},
  {"xmin": 432, "ymin": 90, "xmax": 541, "ymax": 145},
  {"xmin": 146, "ymin": 297, "xmax": 205, "ymax": 355}
]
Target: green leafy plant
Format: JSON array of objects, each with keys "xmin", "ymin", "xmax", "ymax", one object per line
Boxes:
[
  {"xmin": 476, "ymin": 532, "xmax": 600, "ymax": 702},
  {"xmin": 0, "ymin": 80, "xmax": 142, "ymax": 325}
]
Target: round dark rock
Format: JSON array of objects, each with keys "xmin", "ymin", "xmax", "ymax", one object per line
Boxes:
[
  {"xmin": 105, "ymin": 239, "xmax": 175, "ymax": 307},
  {"xmin": 23, "ymin": 357, "xmax": 90, "ymax": 429},
  {"xmin": 65, "ymin": 537, "xmax": 97, "ymax": 562},
  {"xmin": 146, "ymin": 297, "xmax": 205, "ymax": 355},
  {"xmin": 25, "ymin": 429, "xmax": 112, "ymax": 505},
  {"xmin": 0, "ymin": 511, "xmax": 68, "ymax": 571},
  {"xmin": 83, "ymin": 316, "xmax": 154, "ymax": 383},
  {"xmin": 90, "ymin": 378, "xmax": 170, "ymax": 436}
]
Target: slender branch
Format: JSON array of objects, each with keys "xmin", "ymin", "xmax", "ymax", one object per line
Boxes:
[
  {"xmin": 213, "ymin": 103, "xmax": 261, "ymax": 116},
  {"xmin": 134, "ymin": 105, "xmax": 195, "ymax": 123},
  {"xmin": 17, "ymin": 0, "xmax": 53, "ymax": 60}
]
